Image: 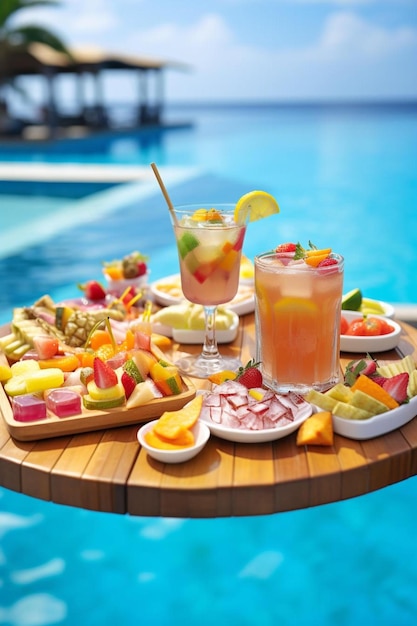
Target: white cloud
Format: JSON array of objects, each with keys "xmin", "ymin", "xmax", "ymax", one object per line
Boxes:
[
  {"xmin": 130, "ymin": 14, "xmax": 237, "ymax": 67},
  {"xmin": 12, "ymin": 0, "xmax": 123, "ymax": 38},
  {"xmin": 319, "ymin": 11, "xmax": 417, "ymax": 58},
  {"xmin": 125, "ymin": 10, "xmax": 417, "ymax": 100}
]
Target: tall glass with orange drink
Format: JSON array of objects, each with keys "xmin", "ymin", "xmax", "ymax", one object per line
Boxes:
[{"xmin": 254, "ymin": 247, "xmax": 344, "ymax": 393}]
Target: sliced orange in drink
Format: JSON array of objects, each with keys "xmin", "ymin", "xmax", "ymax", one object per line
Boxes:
[
  {"xmin": 274, "ymin": 297, "xmax": 318, "ymax": 315},
  {"xmin": 305, "ymin": 254, "xmax": 330, "ymax": 267},
  {"xmin": 305, "ymin": 248, "xmax": 332, "ymax": 257}
]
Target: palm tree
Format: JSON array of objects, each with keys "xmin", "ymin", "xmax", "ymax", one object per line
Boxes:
[{"xmin": 0, "ymin": 0, "xmax": 71, "ymax": 129}]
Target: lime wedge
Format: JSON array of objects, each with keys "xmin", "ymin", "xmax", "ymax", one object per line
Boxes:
[
  {"xmin": 360, "ymin": 298, "xmax": 386, "ymax": 315},
  {"xmin": 234, "ymin": 191, "xmax": 280, "ymax": 224},
  {"xmin": 341, "ymin": 288, "xmax": 362, "ymax": 311}
]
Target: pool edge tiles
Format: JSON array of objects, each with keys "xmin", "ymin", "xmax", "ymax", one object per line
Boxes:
[{"xmin": 0, "ymin": 166, "xmax": 203, "ymax": 259}]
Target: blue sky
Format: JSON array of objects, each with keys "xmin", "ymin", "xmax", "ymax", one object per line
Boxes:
[{"xmin": 14, "ymin": 0, "xmax": 417, "ymax": 102}]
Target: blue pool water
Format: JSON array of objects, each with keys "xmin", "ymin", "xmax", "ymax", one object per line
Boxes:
[{"xmin": 1, "ymin": 103, "xmax": 417, "ymax": 626}]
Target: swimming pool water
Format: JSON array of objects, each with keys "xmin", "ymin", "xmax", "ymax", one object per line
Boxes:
[{"xmin": 1, "ymin": 103, "xmax": 417, "ymax": 626}]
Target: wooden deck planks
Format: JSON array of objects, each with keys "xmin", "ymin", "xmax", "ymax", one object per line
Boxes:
[{"xmin": 1, "ymin": 317, "xmax": 417, "ymax": 517}]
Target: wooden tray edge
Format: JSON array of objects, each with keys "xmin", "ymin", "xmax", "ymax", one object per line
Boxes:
[{"xmin": 0, "ymin": 379, "xmax": 196, "ymax": 442}]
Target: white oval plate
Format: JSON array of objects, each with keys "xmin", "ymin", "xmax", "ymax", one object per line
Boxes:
[
  {"xmin": 150, "ymin": 274, "xmax": 255, "ymax": 316},
  {"xmin": 200, "ymin": 400, "xmax": 312, "ymax": 443},
  {"xmin": 173, "ymin": 315, "xmax": 239, "ymax": 344},
  {"xmin": 137, "ymin": 419, "xmax": 210, "ymax": 463},
  {"xmin": 330, "ymin": 394, "xmax": 417, "ymax": 440},
  {"xmin": 340, "ymin": 311, "xmax": 401, "ymax": 353},
  {"xmin": 152, "ymin": 311, "xmax": 239, "ymax": 344}
]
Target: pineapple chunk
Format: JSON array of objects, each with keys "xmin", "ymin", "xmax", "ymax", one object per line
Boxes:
[
  {"xmin": 326, "ymin": 383, "xmax": 354, "ymax": 403},
  {"xmin": 376, "ymin": 355, "xmax": 416, "ymax": 378},
  {"xmin": 349, "ymin": 389, "xmax": 388, "ymax": 415},
  {"xmin": 296, "ymin": 411, "xmax": 333, "ymax": 446},
  {"xmin": 408, "ymin": 370, "xmax": 417, "ymax": 398},
  {"xmin": 304, "ymin": 389, "xmax": 337, "ymax": 412},
  {"xmin": 333, "ymin": 402, "xmax": 372, "ymax": 420}
]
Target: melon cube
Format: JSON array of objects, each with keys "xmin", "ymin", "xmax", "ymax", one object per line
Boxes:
[{"xmin": 177, "ymin": 232, "xmax": 200, "ymax": 259}]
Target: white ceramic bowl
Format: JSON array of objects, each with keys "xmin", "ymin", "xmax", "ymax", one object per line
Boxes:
[
  {"xmin": 340, "ymin": 311, "xmax": 401, "ymax": 353},
  {"xmin": 104, "ymin": 272, "xmax": 149, "ymax": 297},
  {"xmin": 137, "ymin": 420, "xmax": 210, "ymax": 463},
  {"xmin": 200, "ymin": 400, "xmax": 312, "ymax": 443},
  {"xmin": 152, "ymin": 311, "xmax": 239, "ymax": 344},
  {"xmin": 330, "ymin": 395, "xmax": 417, "ymax": 440}
]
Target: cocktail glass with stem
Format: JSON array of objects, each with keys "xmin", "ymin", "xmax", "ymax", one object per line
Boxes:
[{"xmin": 170, "ymin": 203, "xmax": 246, "ymax": 378}]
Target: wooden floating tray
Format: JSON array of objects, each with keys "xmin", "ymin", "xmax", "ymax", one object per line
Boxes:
[
  {"xmin": 0, "ymin": 376, "xmax": 196, "ymax": 442},
  {"xmin": 0, "ymin": 324, "xmax": 196, "ymax": 441}
]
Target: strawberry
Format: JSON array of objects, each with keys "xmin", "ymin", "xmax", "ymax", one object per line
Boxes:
[
  {"xmin": 371, "ymin": 376, "xmax": 388, "ymax": 387},
  {"xmin": 344, "ymin": 356, "xmax": 377, "ymax": 386},
  {"xmin": 381, "ymin": 373, "xmax": 409, "ymax": 404},
  {"xmin": 79, "ymin": 280, "xmax": 106, "ymax": 301},
  {"xmin": 236, "ymin": 359, "xmax": 263, "ymax": 389},
  {"xmin": 93, "ymin": 357, "xmax": 118, "ymax": 389},
  {"xmin": 121, "ymin": 371, "xmax": 136, "ymax": 399},
  {"xmin": 136, "ymin": 261, "xmax": 147, "ymax": 277},
  {"xmin": 318, "ymin": 257, "xmax": 338, "ymax": 268},
  {"xmin": 121, "ymin": 286, "xmax": 137, "ymax": 305},
  {"xmin": 275, "ymin": 243, "xmax": 296, "ymax": 253}
]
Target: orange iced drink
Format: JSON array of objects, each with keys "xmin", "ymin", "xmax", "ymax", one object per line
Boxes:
[
  {"xmin": 173, "ymin": 206, "xmax": 246, "ymax": 306},
  {"xmin": 254, "ymin": 245, "xmax": 344, "ymax": 393}
]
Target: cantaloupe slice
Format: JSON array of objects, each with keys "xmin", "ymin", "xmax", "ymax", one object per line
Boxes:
[
  {"xmin": 296, "ymin": 411, "xmax": 334, "ymax": 446},
  {"xmin": 153, "ymin": 395, "xmax": 203, "ymax": 440},
  {"xmin": 144, "ymin": 428, "xmax": 194, "ymax": 450},
  {"xmin": 351, "ymin": 374, "xmax": 399, "ymax": 410}
]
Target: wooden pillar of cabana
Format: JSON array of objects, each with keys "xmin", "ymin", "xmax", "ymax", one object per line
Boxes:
[
  {"xmin": 90, "ymin": 67, "xmax": 107, "ymax": 127},
  {"xmin": 137, "ymin": 68, "xmax": 148, "ymax": 125},
  {"xmin": 44, "ymin": 67, "xmax": 59, "ymax": 138},
  {"xmin": 136, "ymin": 67, "xmax": 165, "ymax": 125},
  {"xmin": 155, "ymin": 68, "xmax": 164, "ymax": 123}
]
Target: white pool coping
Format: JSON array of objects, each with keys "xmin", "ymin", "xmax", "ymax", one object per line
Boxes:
[
  {"xmin": 0, "ymin": 162, "xmax": 193, "ymax": 183},
  {"xmin": 0, "ymin": 165, "xmax": 202, "ymax": 258}
]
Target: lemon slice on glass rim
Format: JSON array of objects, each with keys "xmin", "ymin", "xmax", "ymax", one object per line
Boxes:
[{"xmin": 234, "ymin": 190, "xmax": 280, "ymax": 224}]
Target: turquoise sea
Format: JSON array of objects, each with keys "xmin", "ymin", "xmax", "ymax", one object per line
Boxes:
[{"xmin": 0, "ymin": 102, "xmax": 417, "ymax": 625}]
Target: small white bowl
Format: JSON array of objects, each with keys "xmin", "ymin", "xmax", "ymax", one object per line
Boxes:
[
  {"xmin": 104, "ymin": 272, "xmax": 149, "ymax": 297},
  {"xmin": 137, "ymin": 420, "xmax": 210, "ymax": 464},
  {"xmin": 340, "ymin": 311, "xmax": 401, "ymax": 353}
]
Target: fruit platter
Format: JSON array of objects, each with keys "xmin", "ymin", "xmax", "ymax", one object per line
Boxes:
[
  {"xmin": 0, "ymin": 290, "xmax": 196, "ymax": 441},
  {"xmin": 306, "ymin": 355, "xmax": 417, "ymax": 439}
]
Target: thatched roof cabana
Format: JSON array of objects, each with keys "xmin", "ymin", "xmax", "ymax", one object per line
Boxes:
[{"xmin": 1, "ymin": 43, "xmax": 189, "ymax": 137}]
